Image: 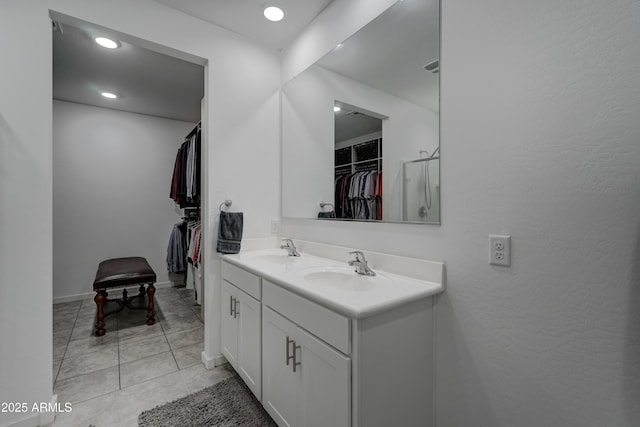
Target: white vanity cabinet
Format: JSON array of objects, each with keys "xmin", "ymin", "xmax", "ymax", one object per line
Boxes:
[
  {"xmin": 221, "ymin": 255, "xmax": 438, "ymax": 427},
  {"xmin": 262, "ymin": 290, "xmax": 350, "ymax": 427},
  {"xmin": 221, "ymin": 262, "xmax": 262, "ymax": 399}
]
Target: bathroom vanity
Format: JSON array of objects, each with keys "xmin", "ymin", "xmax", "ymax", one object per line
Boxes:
[{"xmin": 220, "ymin": 241, "xmax": 444, "ymax": 427}]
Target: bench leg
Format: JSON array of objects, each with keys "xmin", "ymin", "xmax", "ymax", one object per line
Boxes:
[
  {"xmin": 146, "ymin": 283, "xmax": 156, "ymax": 325},
  {"xmin": 94, "ymin": 290, "xmax": 107, "ymax": 336}
]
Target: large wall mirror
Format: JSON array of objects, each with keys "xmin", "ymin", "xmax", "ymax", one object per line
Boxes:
[{"xmin": 282, "ymin": 0, "xmax": 440, "ymax": 224}]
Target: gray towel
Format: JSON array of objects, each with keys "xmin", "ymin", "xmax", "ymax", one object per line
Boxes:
[{"xmin": 217, "ymin": 211, "xmax": 243, "ymax": 254}]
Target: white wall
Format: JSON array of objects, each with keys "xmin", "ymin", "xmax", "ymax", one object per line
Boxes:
[
  {"xmin": 281, "ymin": 0, "xmax": 398, "ymax": 83},
  {"xmin": 52, "ymin": 100, "xmax": 194, "ymax": 300},
  {"xmin": 281, "ymin": 0, "xmax": 640, "ymax": 426},
  {"xmin": 0, "ymin": 2, "xmax": 53, "ymax": 426},
  {"xmin": 0, "ymin": 1, "xmax": 280, "ymax": 425},
  {"xmin": 282, "ymin": 64, "xmax": 438, "ymax": 220}
]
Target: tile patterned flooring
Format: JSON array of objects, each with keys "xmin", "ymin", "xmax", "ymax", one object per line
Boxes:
[{"xmin": 52, "ymin": 286, "xmax": 232, "ymax": 427}]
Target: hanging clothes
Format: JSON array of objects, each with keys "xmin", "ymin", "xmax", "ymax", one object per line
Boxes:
[
  {"xmin": 375, "ymin": 171, "xmax": 382, "ymax": 220},
  {"xmin": 334, "ymin": 170, "xmax": 382, "ymax": 221},
  {"xmin": 170, "ymin": 125, "xmax": 201, "ymax": 208},
  {"xmin": 187, "ymin": 222, "xmax": 202, "ymax": 267},
  {"xmin": 185, "ymin": 220, "xmax": 202, "ymax": 299},
  {"xmin": 167, "ymin": 220, "xmax": 188, "ymax": 273}
]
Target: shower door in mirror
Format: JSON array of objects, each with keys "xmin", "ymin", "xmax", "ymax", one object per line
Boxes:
[{"xmin": 402, "ymin": 157, "xmax": 440, "ymax": 223}]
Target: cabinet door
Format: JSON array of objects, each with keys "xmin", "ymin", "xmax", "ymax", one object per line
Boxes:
[
  {"xmin": 262, "ymin": 307, "xmax": 300, "ymax": 427},
  {"xmin": 221, "ymin": 281, "xmax": 238, "ymax": 368},
  {"xmin": 298, "ymin": 328, "xmax": 351, "ymax": 427},
  {"xmin": 237, "ymin": 289, "xmax": 262, "ymax": 400}
]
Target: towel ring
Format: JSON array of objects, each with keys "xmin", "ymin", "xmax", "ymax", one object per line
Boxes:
[{"xmin": 219, "ymin": 200, "xmax": 232, "ymax": 212}]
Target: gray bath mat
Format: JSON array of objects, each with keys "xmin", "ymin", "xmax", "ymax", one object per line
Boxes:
[{"xmin": 138, "ymin": 374, "xmax": 276, "ymax": 427}]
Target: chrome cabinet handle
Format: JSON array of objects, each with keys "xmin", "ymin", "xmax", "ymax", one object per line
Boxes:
[
  {"xmin": 292, "ymin": 342, "xmax": 301, "ymax": 372},
  {"xmin": 285, "ymin": 336, "xmax": 301, "ymax": 372},
  {"xmin": 229, "ymin": 296, "xmax": 234, "ymax": 316},
  {"xmin": 286, "ymin": 336, "xmax": 294, "ymax": 366},
  {"xmin": 233, "ymin": 298, "xmax": 239, "ymax": 318}
]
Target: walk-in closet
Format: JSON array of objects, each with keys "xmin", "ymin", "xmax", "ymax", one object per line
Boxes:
[{"xmin": 51, "ymin": 14, "xmax": 208, "ymax": 401}]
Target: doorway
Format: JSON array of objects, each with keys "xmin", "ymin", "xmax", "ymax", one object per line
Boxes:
[{"xmin": 51, "ymin": 12, "xmax": 212, "ymax": 417}]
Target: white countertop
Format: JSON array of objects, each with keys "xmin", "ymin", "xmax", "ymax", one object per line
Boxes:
[{"xmin": 222, "ymin": 247, "xmax": 444, "ymax": 319}]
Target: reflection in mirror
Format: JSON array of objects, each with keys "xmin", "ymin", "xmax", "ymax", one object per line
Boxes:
[
  {"xmin": 334, "ymin": 102, "xmax": 385, "ymax": 221},
  {"xmin": 282, "ymin": 0, "xmax": 440, "ymax": 224},
  {"xmin": 402, "ymin": 151, "xmax": 440, "ymax": 223}
]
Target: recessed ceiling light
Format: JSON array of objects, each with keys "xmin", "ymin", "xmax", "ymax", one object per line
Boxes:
[
  {"xmin": 95, "ymin": 37, "xmax": 119, "ymax": 49},
  {"xmin": 334, "ymin": 106, "xmax": 341, "ymax": 112},
  {"xmin": 264, "ymin": 6, "xmax": 285, "ymax": 22},
  {"xmin": 100, "ymin": 92, "xmax": 118, "ymax": 99}
]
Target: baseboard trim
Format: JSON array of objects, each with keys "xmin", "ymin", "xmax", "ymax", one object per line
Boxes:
[
  {"xmin": 39, "ymin": 394, "xmax": 57, "ymax": 426},
  {"xmin": 201, "ymin": 351, "xmax": 215, "ymax": 369},
  {"xmin": 5, "ymin": 413, "xmax": 38, "ymax": 427},
  {"xmin": 201, "ymin": 351, "xmax": 227, "ymax": 370},
  {"xmin": 53, "ymin": 281, "xmax": 174, "ymax": 304},
  {"xmin": 4, "ymin": 395, "xmax": 58, "ymax": 427},
  {"xmin": 214, "ymin": 354, "xmax": 228, "ymax": 367}
]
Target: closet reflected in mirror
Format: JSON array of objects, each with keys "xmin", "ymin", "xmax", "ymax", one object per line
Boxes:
[
  {"xmin": 334, "ymin": 102, "xmax": 385, "ymax": 221},
  {"xmin": 282, "ymin": 0, "xmax": 440, "ymax": 224}
]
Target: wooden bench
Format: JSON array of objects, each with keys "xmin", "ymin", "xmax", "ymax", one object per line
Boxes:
[{"xmin": 93, "ymin": 257, "xmax": 157, "ymax": 336}]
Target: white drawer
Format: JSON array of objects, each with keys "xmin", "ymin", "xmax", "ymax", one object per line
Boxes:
[
  {"xmin": 223, "ymin": 262, "xmax": 261, "ymax": 300},
  {"xmin": 263, "ymin": 279, "xmax": 350, "ymax": 355}
]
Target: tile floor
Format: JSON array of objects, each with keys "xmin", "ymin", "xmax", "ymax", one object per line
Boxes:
[{"xmin": 51, "ymin": 286, "xmax": 232, "ymax": 427}]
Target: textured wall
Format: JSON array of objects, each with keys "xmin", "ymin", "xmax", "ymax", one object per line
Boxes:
[
  {"xmin": 435, "ymin": 1, "xmax": 640, "ymax": 425},
  {"xmin": 282, "ymin": 0, "xmax": 640, "ymax": 425}
]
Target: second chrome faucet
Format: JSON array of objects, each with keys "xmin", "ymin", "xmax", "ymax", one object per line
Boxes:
[
  {"xmin": 348, "ymin": 251, "xmax": 376, "ymax": 276},
  {"xmin": 280, "ymin": 239, "xmax": 301, "ymax": 257}
]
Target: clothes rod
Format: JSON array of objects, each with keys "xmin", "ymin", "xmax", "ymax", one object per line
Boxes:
[{"xmin": 186, "ymin": 121, "xmax": 201, "ymax": 138}]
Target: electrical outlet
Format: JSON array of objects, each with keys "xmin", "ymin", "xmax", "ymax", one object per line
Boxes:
[
  {"xmin": 489, "ymin": 235, "xmax": 511, "ymax": 267},
  {"xmin": 270, "ymin": 219, "xmax": 280, "ymax": 235}
]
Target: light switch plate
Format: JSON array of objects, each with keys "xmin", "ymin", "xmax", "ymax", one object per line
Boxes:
[{"xmin": 489, "ymin": 235, "xmax": 511, "ymax": 267}]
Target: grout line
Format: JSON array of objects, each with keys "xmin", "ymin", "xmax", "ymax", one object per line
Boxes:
[
  {"xmin": 51, "ymin": 299, "xmax": 207, "ymax": 425},
  {"xmin": 119, "ymin": 360, "xmax": 182, "ymax": 392},
  {"xmin": 54, "ymin": 363, "xmax": 120, "ymax": 384},
  {"xmin": 157, "ymin": 312, "xmax": 182, "ymax": 369},
  {"xmin": 51, "ymin": 313, "xmax": 217, "ymax": 424},
  {"xmin": 117, "ymin": 313, "xmax": 122, "ymax": 390},
  {"xmin": 168, "ymin": 333, "xmax": 181, "ymax": 371},
  {"xmin": 53, "ymin": 302, "xmax": 82, "ymax": 385},
  {"xmin": 119, "ymin": 350, "xmax": 179, "ymax": 390},
  {"xmin": 59, "ymin": 381, "xmax": 122, "ymax": 407}
]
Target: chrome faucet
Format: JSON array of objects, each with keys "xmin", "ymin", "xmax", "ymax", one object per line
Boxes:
[
  {"xmin": 280, "ymin": 239, "xmax": 301, "ymax": 257},
  {"xmin": 348, "ymin": 251, "xmax": 376, "ymax": 276}
]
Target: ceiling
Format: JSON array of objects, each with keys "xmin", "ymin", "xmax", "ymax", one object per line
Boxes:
[
  {"xmin": 53, "ymin": 21, "xmax": 204, "ymax": 123},
  {"xmin": 52, "ymin": 1, "xmax": 439, "ymax": 126},
  {"xmin": 324, "ymin": 0, "xmax": 440, "ymax": 143},
  {"xmin": 152, "ymin": 0, "xmax": 334, "ymax": 52},
  {"xmin": 335, "ymin": 103, "xmax": 384, "ymax": 143},
  {"xmin": 317, "ymin": 0, "xmax": 439, "ymax": 112},
  {"xmin": 52, "ymin": 1, "xmax": 334, "ymax": 123}
]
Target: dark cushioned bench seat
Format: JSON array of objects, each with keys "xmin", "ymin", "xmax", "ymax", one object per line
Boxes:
[{"xmin": 93, "ymin": 257, "xmax": 157, "ymax": 336}]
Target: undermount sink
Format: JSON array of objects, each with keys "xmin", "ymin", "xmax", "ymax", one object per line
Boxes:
[{"xmin": 301, "ymin": 266, "xmax": 389, "ymax": 291}]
